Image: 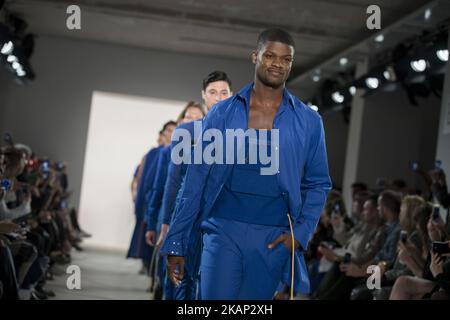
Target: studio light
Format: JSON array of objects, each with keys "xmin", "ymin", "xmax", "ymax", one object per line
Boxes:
[
  {"xmin": 410, "ymin": 59, "xmax": 427, "ymax": 72},
  {"xmin": 6, "ymin": 54, "xmax": 17, "ymax": 63},
  {"xmin": 349, "ymin": 86, "xmax": 356, "ymax": 96},
  {"xmin": 436, "ymin": 49, "xmax": 448, "ymax": 62},
  {"xmin": 1, "ymin": 40, "xmax": 13, "ymax": 55},
  {"xmin": 365, "ymin": 77, "xmax": 379, "ymax": 89},
  {"xmin": 375, "ymin": 34, "xmax": 384, "ymax": 43},
  {"xmin": 331, "ymin": 91, "xmax": 345, "ymax": 103}
]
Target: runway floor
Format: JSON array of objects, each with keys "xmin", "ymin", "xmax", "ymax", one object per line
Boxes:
[{"xmin": 46, "ymin": 247, "xmax": 152, "ymax": 300}]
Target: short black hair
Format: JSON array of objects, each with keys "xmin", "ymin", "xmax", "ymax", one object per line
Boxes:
[
  {"xmin": 365, "ymin": 193, "xmax": 379, "ymax": 208},
  {"xmin": 256, "ymin": 28, "xmax": 296, "ymax": 52},
  {"xmin": 202, "ymin": 71, "xmax": 232, "ymax": 91},
  {"xmin": 380, "ymin": 190, "xmax": 402, "ymax": 214},
  {"xmin": 162, "ymin": 120, "xmax": 177, "ymax": 131}
]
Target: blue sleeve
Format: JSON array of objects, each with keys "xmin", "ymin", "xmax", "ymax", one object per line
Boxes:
[
  {"xmin": 160, "ymin": 115, "xmax": 220, "ymax": 257},
  {"xmin": 160, "ymin": 157, "xmax": 183, "ymax": 226},
  {"xmin": 145, "ymin": 148, "xmax": 170, "ymax": 232},
  {"xmin": 294, "ymin": 115, "xmax": 332, "ymax": 251}
]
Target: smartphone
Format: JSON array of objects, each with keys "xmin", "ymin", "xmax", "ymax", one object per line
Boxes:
[
  {"xmin": 1, "ymin": 179, "xmax": 11, "ymax": 191},
  {"xmin": 3, "ymin": 132, "xmax": 12, "ymax": 143},
  {"xmin": 343, "ymin": 253, "xmax": 352, "ymax": 264},
  {"xmin": 410, "ymin": 161, "xmax": 419, "ymax": 171},
  {"xmin": 400, "ymin": 230, "xmax": 408, "ymax": 243},
  {"xmin": 432, "ymin": 241, "xmax": 450, "ymax": 255},
  {"xmin": 435, "ymin": 160, "xmax": 442, "ymax": 171},
  {"xmin": 332, "ymin": 203, "xmax": 341, "ymax": 217},
  {"xmin": 432, "ymin": 206, "xmax": 441, "ymax": 224},
  {"xmin": 41, "ymin": 161, "xmax": 49, "ymax": 172}
]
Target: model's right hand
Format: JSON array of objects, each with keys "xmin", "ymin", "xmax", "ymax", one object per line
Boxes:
[
  {"xmin": 145, "ymin": 230, "xmax": 156, "ymax": 246},
  {"xmin": 167, "ymin": 255, "xmax": 185, "ymax": 286}
]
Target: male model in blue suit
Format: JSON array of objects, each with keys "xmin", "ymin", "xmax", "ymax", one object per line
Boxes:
[{"xmin": 161, "ymin": 28, "xmax": 332, "ymax": 299}]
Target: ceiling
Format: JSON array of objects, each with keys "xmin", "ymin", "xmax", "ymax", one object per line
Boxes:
[{"xmin": 3, "ymin": 0, "xmax": 444, "ymax": 97}]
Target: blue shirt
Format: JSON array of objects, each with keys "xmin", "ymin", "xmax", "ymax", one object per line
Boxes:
[{"xmin": 161, "ymin": 82, "xmax": 332, "ymax": 256}]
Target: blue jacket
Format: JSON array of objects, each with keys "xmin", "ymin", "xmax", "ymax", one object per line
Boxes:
[
  {"xmin": 134, "ymin": 146, "xmax": 162, "ymax": 219},
  {"xmin": 145, "ymin": 145, "xmax": 171, "ymax": 231},
  {"xmin": 161, "ymin": 82, "xmax": 332, "ymax": 292},
  {"xmin": 160, "ymin": 121, "xmax": 197, "ymax": 227}
]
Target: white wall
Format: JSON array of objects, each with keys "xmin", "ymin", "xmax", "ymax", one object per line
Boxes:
[
  {"xmin": 78, "ymin": 92, "xmax": 184, "ymax": 250},
  {"xmin": 0, "ymin": 35, "xmax": 253, "ymax": 211}
]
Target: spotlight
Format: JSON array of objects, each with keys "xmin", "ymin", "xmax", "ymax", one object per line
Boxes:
[
  {"xmin": 1, "ymin": 40, "xmax": 13, "ymax": 55},
  {"xmin": 383, "ymin": 66, "xmax": 397, "ymax": 81},
  {"xmin": 16, "ymin": 68, "xmax": 26, "ymax": 77},
  {"xmin": 331, "ymin": 91, "xmax": 345, "ymax": 103},
  {"xmin": 349, "ymin": 86, "xmax": 356, "ymax": 96},
  {"xmin": 12, "ymin": 61, "xmax": 21, "ymax": 70},
  {"xmin": 365, "ymin": 77, "xmax": 379, "ymax": 89},
  {"xmin": 6, "ymin": 55, "xmax": 17, "ymax": 63},
  {"xmin": 312, "ymin": 69, "xmax": 321, "ymax": 82},
  {"xmin": 436, "ymin": 49, "xmax": 448, "ymax": 62},
  {"xmin": 339, "ymin": 57, "xmax": 348, "ymax": 66},
  {"xmin": 424, "ymin": 8, "xmax": 432, "ymax": 21},
  {"xmin": 410, "ymin": 59, "xmax": 427, "ymax": 72},
  {"xmin": 375, "ymin": 34, "xmax": 384, "ymax": 43}
]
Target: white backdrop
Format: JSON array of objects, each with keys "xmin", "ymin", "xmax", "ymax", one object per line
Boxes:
[{"xmin": 78, "ymin": 91, "xmax": 185, "ymax": 251}]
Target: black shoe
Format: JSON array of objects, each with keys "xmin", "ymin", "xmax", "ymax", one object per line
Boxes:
[
  {"xmin": 36, "ymin": 286, "xmax": 55, "ymax": 298},
  {"xmin": 79, "ymin": 230, "xmax": 92, "ymax": 238},
  {"xmin": 73, "ymin": 243, "xmax": 83, "ymax": 252},
  {"xmin": 31, "ymin": 289, "xmax": 48, "ymax": 300},
  {"xmin": 154, "ymin": 285, "xmax": 163, "ymax": 300}
]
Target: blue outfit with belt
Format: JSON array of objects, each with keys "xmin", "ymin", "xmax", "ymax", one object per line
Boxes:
[
  {"xmin": 160, "ymin": 82, "xmax": 332, "ymax": 299},
  {"xmin": 127, "ymin": 146, "xmax": 162, "ymax": 261}
]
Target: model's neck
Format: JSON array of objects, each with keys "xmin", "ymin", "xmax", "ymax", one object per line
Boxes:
[{"xmin": 252, "ymin": 80, "xmax": 284, "ymax": 106}]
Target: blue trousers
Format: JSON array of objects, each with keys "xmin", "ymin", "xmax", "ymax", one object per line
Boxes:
[{"xmin": 200, "ymin": 217, "xmax": 291, "ymax": 300}]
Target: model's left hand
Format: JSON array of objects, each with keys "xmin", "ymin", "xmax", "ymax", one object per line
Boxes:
[{"xmin": 268, "ymin": 233, "xmax": 299, "ymax": 253}]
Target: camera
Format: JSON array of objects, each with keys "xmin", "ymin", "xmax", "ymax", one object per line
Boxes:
[{"xmin": 432, "ymin": 241, "xmax": 450, "ymax": 255}]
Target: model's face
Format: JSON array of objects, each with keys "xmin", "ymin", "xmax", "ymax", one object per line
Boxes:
[
  {"xmin": 163, "ymin": 124, "xmax": 176, "ymax": 144},
  {"xmin": 183, "ymin": 107, "xmax": 204, "ymax": 123},
  {"xmin": 202, "ymin": 80, "xmax": 232, "ymax": 110},
  {"xmin": 252, "ymin": 41, "xmax": 294, "ymax": 89}
]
